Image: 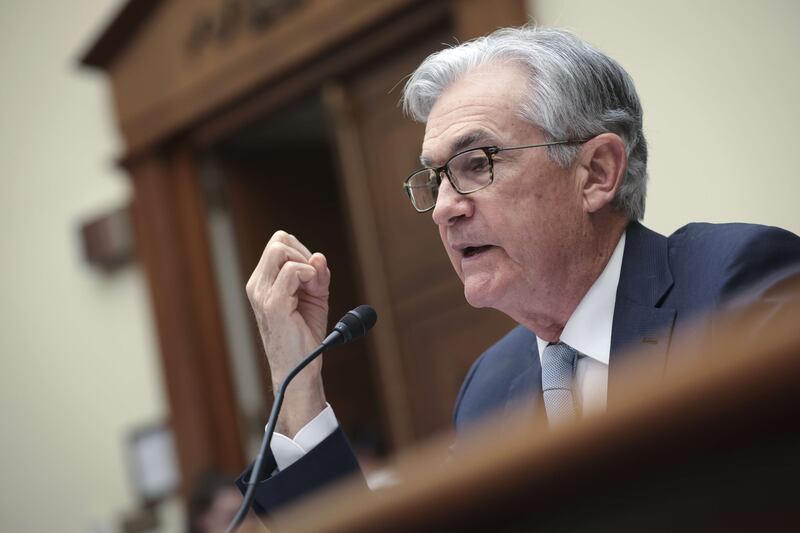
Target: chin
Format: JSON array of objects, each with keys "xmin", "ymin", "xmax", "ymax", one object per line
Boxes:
[
  {"xmin": 462, "ymin": 278, "xmax": 502, "ymax": 309},
  {"xmin": 464, "ymin": 290, "xmax": 487, "ymax": 309}
]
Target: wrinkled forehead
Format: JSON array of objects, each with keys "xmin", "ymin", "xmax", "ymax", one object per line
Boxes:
[{"xmin": 419, "ymin": 63, "xmax": 533, "ymax": 167}]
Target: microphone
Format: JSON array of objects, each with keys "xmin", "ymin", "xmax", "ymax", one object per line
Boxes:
[
  {"xmin": 323, "ymin": 304, "xmax": 378, "ymax": 346},
  {"xmin": 226, "ymin": 305, "xmax": 377, "ymax": 533}
]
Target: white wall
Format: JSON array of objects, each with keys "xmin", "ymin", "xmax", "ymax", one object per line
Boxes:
[
  {"xmin": 529, "ymin": 0, "xmax": 800, "ymax": 236},
  {"xmin": 0, "ymin": 2, "xmax": 169, "ymax": 531}
]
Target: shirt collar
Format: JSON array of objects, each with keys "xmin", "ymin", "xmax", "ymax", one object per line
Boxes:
[{"xmin": 536, "ymin": 232, "xmax": 626, "ymax": 365}]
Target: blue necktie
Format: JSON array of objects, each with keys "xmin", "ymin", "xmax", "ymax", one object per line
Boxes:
[{"xmin": 541, "ymin": 342, "xmax": 578, "ymax": 424}]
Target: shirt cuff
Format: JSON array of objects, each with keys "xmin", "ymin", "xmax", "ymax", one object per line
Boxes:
[{"xmin": 270, "ymin": 403, "xmax": 339, "ymax": 471}]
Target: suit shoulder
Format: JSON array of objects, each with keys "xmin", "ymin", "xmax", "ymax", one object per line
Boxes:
[
  {"xmin": 453, "ymin": 325, "xmax": 536, "ymax": 431},
  {"xmin": 670, "ymin": 222, "xmax": 798, "ymax": 248},
  {"xmin": 668, "ymin": 222, "xmax": 800, "ymax": 297},
  {"xmin": 456, "ymin": 326, "xmax": 536, "ymax": 400}
]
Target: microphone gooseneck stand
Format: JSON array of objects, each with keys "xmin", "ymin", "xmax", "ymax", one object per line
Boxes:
[{"xmin": 226, "ymin": 305, "xmax": 377, "ymax": 533}]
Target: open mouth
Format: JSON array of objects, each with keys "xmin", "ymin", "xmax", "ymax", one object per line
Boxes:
[{"xmin": 462, "ymin": 245, "xmax": 493, "ymax": 258}]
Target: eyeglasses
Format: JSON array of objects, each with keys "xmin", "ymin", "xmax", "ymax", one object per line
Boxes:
[{"xmin": 402, "ymin": 139, "xmax": 588, "ymax": 213}]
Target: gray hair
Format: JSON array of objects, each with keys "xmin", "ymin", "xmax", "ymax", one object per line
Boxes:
[{"xmin": 401, "ymin": 26, "xmax": 648, "ymax": 220}]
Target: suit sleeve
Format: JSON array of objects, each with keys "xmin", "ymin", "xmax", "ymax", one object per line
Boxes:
[
  {"xmin": 708, "ymin": 225, "xmax": 800, "ymax": 345},
  {"xmin": 719, "ymin": 225, "xmax": 800, "ymax": 305},
  {"xmin": 236, "ymin": 426, "xmax": 366, "ymax": 515}
]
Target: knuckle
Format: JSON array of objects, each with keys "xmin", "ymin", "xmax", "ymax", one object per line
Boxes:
[
  {"xmin": 246, "ymin": 285, "xmax": 260, "ymax": 304},
  {"xmin": 272, "ymin": 230, "xmax": 290, "ymax": 243},
  {"xmin": 246, "ymin": 268, "xmax": 264, "ymax": 294},
  {"xmin": 266, "ymin": 241, "xmax": 289, "ymax": 261},
  {"xmin": 279, "ymin": 262, "xmax": 300, "ymax": 279},
  {"xmin": 263, "ymin": 250, "xmax": 280, "ymax": 269}
]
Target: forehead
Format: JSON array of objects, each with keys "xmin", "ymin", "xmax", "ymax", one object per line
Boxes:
[{"xmin": 420, "ymin": 62, "xmax": 530, "ymax": 166}]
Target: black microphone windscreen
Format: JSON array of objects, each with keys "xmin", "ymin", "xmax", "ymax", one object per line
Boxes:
[{"xmin": 335, "ymin": 305, "xmax": 377, "ymax": 343}]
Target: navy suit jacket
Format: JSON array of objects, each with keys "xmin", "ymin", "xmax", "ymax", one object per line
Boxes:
[
  {"xmin": 239, "ymin": 221, "xmax": 800, "ymax": 514},
  {"xmin": 454, "ymin": 221, "xmax": 800, "ymax": 432}
]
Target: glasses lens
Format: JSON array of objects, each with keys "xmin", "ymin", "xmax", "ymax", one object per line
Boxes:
[
  {"xmin": 448, "ymin": 149, "xmax": 492, "ymax": 193},
  {"xmin": 405, "ymin": 169, "xmax": 438, "ymax": 211}
]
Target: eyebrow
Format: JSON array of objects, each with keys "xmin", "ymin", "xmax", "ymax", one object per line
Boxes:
[{"xmin": 419, "ymin": 129, "xmax": 496, "ymax": 167}]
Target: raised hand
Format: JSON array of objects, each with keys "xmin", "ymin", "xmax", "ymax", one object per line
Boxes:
[{"xmin": 246, "ymin": 231, "xmax": 331, "ymax": 436}]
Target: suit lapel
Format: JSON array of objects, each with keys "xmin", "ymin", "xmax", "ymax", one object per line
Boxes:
[
  {"xmin": 504, "ymin": 338, "xmax": 544, "ymax": 418},
  {"xmin": 609, "ymin": 222, "xmax": 676, "ymax": 404},
  {"xmin": 500, "ymin": 223, "xmax": 677, "ymax": 413}
]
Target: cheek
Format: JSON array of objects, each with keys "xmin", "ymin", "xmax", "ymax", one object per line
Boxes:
[{"xmin": 505, "ymin": 177, "xmax": 572, "ymax": 239}]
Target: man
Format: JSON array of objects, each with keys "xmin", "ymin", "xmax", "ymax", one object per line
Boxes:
[{"xmin": 238, "ymin": 27, "xmax": 800, "ymax": 512}]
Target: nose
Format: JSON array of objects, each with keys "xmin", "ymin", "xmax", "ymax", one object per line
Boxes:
[{"xmin": 431, "ymin": 174, "xmax": 473, "ymax": 225}]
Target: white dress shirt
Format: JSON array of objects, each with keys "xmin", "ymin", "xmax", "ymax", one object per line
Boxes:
[
  {"xmin": 535, "ymin": 232, "xmax": 625, "ymax": 415},
  {"xmin": 272, "ymin": 233, "xmax": 626, "ymax": 469},
  {"xmin": 270, "ymin": 403, "xmax": 339, "ymax": 470}
]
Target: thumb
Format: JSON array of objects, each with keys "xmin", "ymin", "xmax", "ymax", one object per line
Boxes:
[
  {"xmin": 297, "ymin": 267, "xmax": 315, "ymax": 283},
  {"xmin": 305, "ymin": 253, "xmax": 330, "ymax": 294}
]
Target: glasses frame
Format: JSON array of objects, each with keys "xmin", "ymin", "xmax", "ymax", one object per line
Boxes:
[{"xmin": 402, "ymin": 139, "xmax": 588, "ymax": 213}]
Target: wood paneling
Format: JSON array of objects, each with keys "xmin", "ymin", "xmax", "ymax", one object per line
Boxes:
[
  {"xmin": 329, "ymin": 30, "xmax": 518, "ymax": 438},
  {"xmin": 190, "ymin": 0, "xmax": 451, "ymax": 151},
  {"xmin": 323, "ymin": 83, "xmax": 416, "ymax": 447},
  {"xmin": 105, "ymin": 0, "xmax": 427, "ymax": 156},
  {"xmin": 450, "ymin": 0, "xmax": 530, "ymax": 40},
  {"xmin": 129, "ymin": 150, "xmax": 245, "ymax": 492}
]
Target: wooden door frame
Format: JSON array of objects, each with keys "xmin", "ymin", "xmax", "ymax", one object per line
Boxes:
[{"xmin": 127, "ymin": 146, "xmax": 245, "ymax": 493}]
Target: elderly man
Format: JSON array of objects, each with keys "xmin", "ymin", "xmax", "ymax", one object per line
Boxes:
[{"xmin": 238, "ymin": 27, "xmax": 800, "ymax": 512}]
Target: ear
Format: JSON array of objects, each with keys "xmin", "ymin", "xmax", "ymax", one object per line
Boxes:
[{"xmin": 575, "ymin": 133, "xmax": 627, "ymax": 214}]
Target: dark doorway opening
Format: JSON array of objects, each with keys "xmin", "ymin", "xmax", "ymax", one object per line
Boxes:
[{"xmin": 202, "ymin": 95, "xmax": 387, "ymax": 463}]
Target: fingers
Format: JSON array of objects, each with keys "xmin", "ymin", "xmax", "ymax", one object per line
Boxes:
[
  {"xmin": 271, "ymin": 231, "xmax": 312, "ymax": 261},
  {"xmin": 245, "ymin": 232, "xmax": 330, "ymax": 398},
  {"xmin": 264, "ymin": 242, "xmax": 309, "ymax": 287},
  {"xmin": 251, "ymin": 231, "xmax": 312, "ymax": 288},
  {"xmin": 304, "ymin": 253, "xmax": 331, "ymax": 297},
  {"xmin": 271, "ymin": 260, "xmax": 317, "ymax": 307},
  {"xmin": 247, "ymin": 232, "xmax": 330, "ymax": 308},
  {"xmin": 309, "ymin": 252, "xmax": 328, "ymax": 274}
]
